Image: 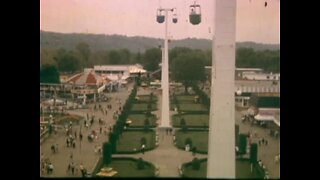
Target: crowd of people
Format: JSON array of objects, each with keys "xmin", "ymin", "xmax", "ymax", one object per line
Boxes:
[{"xmin": 41, "ymin": 91, "xmax": 127, "ymax": 177}]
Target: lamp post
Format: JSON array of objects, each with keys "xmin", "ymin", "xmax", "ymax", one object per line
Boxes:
[{"xmin": 156, "ymin": 7, "xmax": 176, "ymax": 128}]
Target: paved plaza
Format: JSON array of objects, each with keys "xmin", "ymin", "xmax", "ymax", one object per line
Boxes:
[
  {"xmin": 40, "ymin": 86, "xmax": 132, "ymax": 177},
  {"xmin": 40, "ymin": 83, "xmax": 279, "ymax": 178}
]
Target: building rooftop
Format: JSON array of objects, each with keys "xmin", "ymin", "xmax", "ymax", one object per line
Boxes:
[{"xmin": 67, "ymin": 69, "xmax": 105, "ymax": 86}]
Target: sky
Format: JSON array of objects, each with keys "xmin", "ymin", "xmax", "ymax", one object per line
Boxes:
[{"xmin": 40, "ymin": 0, "xmax": 280, "ymax": 44}]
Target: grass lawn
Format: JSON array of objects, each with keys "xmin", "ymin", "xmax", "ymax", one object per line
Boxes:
[
  {"xmin": 136, "ymin": 95, "xmax": 157, "ymax": 103},
  {"xmin": 116, "ymin": 130, "xmax": 156, "ymax": 153},
  {"xmin": 182, "ymin": 159, "xmax": 264, "ymax": 179},
  {"xmin": 131, "ymin": 103, "xmax": 157, "ymax": 112},
  {"xmin": 176, "ymin": 95, "xmax": 196, "ymax": 103},
  {"xmin": 179, "ymin": 103, "xmax": 208, "ymax": 112},
  {"xmin": 175, "ymin": 130, "xmax": 208, "ymax": 154},
  {"xmin": 172, "ymin": 114, "xmax": 209, "ymax": 127},
  {"xmin": 100, "ymin": 158, "xmax": 155, "ymax": 177},
  {"xmin": 127, "ymin": 114, "xmax": 157, "ymax": 127}
]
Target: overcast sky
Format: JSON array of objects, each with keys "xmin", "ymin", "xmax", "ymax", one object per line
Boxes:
[{"xmin": 40, "ymin": 0, "xmax": 280, "ymax": 44}]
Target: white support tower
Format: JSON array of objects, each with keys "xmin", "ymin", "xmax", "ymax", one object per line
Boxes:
[
  {"xmin": 160, "ymin": 10, "xmax": 171, "ymax": 128},
  {"xmin": 207, "ymin": 0, "xmax": 237, "ymax": 178}
]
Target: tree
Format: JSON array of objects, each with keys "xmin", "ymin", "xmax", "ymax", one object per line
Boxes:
[
  {"xmin": 40, "ymin": 48, "xmax": 56, "ymax": 65},
  {"xmin": 169, "ymin": 47, "xmax": 192, "ymax": 66},
  {"xmin": 40, "ymin": 64, "xmax": 60, "ymax": 83},
  {"xmin": 76, "ymin": 42, "xmax": 91, "ymax": 67},
  {"xmin": 108, "ymin": 50, "xmax": 122, "ymax": 64},
  {"xmin": 142, "ymin": 48, "xmax": 162, "ymax": 71},
  {"xmin": 235, "ymin": 124, "xmax": 240, "ymax": 146},
  {"xmin": 118, "ymin": 48, "xmax": 131, "ymax": 64},
  {"xmin": 236, "ymin": 48, "xmax": 280, "ymax": 73},
  {"xmin": 135, "ymin": 51, "xmax": 142, "ymax": 64},
  {"xmin": 172, "ymin": 52, "xmax": 206, "ymax": 93},
  {"xmin": 108, "ymin": 133, "xmax": 117, "ymax": 153},
  {"xmin": 238, "ymin": 134, "xmax": 247, "ymax": 155},
  {"xmin": 103, "ymin": 143, "xmax": 112, "ymax": 164},
  {"xmin": 250, "ymin": 143, "xmax": 258, "ymax": 163},
  {"xmin": 54, "ymin": 49, "xmax": 80, "ymax": 73}
]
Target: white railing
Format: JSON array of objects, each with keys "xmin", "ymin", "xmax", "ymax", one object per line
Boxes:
[{"xmin": 236, "ymin": 85, "xmax": 280, "ymax": 93}]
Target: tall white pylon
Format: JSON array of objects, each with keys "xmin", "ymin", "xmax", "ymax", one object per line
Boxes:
[{"xmin": 207, "ymin": 0, "xmax": 237, "ymax": 178}]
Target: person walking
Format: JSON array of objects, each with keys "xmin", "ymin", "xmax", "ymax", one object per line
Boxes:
[
  {"xmin": 48, "ymin": 163, "xmax": 54, "ymax": 174},
  {"xmin": 51, "ymin": 145, "xmax": 55, "ymax": 154},
  {"xmin": 141, "ymin": 144, "xmax": 146, "ymax": 154},
  {"xmin": 79, "ymin": 163, "xmax": 85, "ymax": 177},
  {"xmin": 70, "ymin": 162, "xmax": 75, "ymax": 175},
  {"xmin": 55, "ymin": 144, "xmax": 59, "ymax": 153},
  {"xmin": 79, "ymin": 133, "xmax": 83, "ymax": 141}
]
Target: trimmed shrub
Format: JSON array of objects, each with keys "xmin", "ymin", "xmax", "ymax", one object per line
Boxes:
[
  {"xmin": 137, "ymin": 158, "xmax": 145, "ymax": 170},
  {"xmin": 140, "ymin": 137, "xmax": 147, "ymax": 145},
  {"xmin": 191, "ymin": 158, "xmax": 200, "ymax": 170},
  {"xmin": 239, "ymin": 134, "xmax": 247, "ymax": 154},
  {"xmin": 250, "ymin": 143, "xmax": 258, "ymax": 163},
  {"xmin": 103, "ymin": 143, "xmax": 112, "ymax": 164},
  {"xmin": 235, "ymin": 124, "xmax": 240, "ymax": 145},
  {"xmin": 185, "ymin": 137, "xmax": 193, "ymax": 147}
]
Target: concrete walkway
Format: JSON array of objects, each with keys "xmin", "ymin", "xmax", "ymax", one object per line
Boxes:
[
  {"xmin": 113, "ymin": 88, "xmax": 207, "ymax": 177},
  {"xmin": 40, "ymin": 85, "xmax": 133, "ymax": 177},
  {"xmin": 235, "ymin": 110, "xmax": 280, "ymax": 178},
  {"xmin": 113, "ymin": 127, "xmax": 207, "ymax": 177}
]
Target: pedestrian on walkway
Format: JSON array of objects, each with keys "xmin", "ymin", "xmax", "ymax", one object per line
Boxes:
[
  {"xmin": 141, "ymin": 144, "xmax": 146, "ymax": 154},
  {"xmin": 48, "ymin": 163, "xmax": 54, "ymax": 174},
  {"xmin": 79, "ymin": 133, "xmax": 83, "ymax": 141},
  {"xmin": 79, "ymin": 163, "xmax": 85, "ymax": 177},
  {"xmin": 51, "ymin": 145, "xmax": 55, "ymax": 154},
  {"xmin": 104, "ymin": 126, "xmax": 108, "ymax": 135},
  {"xmin": 70, "ymin": 162, "xmax": 75, "ymax": 175},
  {"xmin": 100, "ymin": 127, "xmax": 102, "ymax": 134},
  {"xmin": 55, "ymin": 144, "xmax": 59, "ymax": 153}
]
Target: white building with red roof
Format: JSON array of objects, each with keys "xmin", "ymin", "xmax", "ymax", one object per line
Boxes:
[{"xmin": 66, "ymin": 69, "xmax": 110, "ymax": 104}]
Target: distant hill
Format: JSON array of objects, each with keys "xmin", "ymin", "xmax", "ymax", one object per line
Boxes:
[{"xmin": 40, "ymin": 31, "xmax": 280, "ymax": 52}]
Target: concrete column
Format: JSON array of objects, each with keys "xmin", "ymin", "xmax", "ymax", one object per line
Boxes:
[
  {"xmin": 161, "ymin": 47, "xmax": 165, "ymax": 89},
  {"xmin": 207, "ymin": 0, "xmax": 236, "ymax": 178},
  {"xmin": 160, "ymin": 10, "xmax": 170, "ymax": 128}
]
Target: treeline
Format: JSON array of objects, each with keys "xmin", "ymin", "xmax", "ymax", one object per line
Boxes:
[
  {"xmin": 236, "ymin": 48, "xmax": 280, "ymax": 73},
  {"xmin": 41, "ymin": 31, "xmax": 280, "ymax": 52},
  {"xmin": 40, "ymin": 42, "xmax": 279, "ymax": 74}
]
